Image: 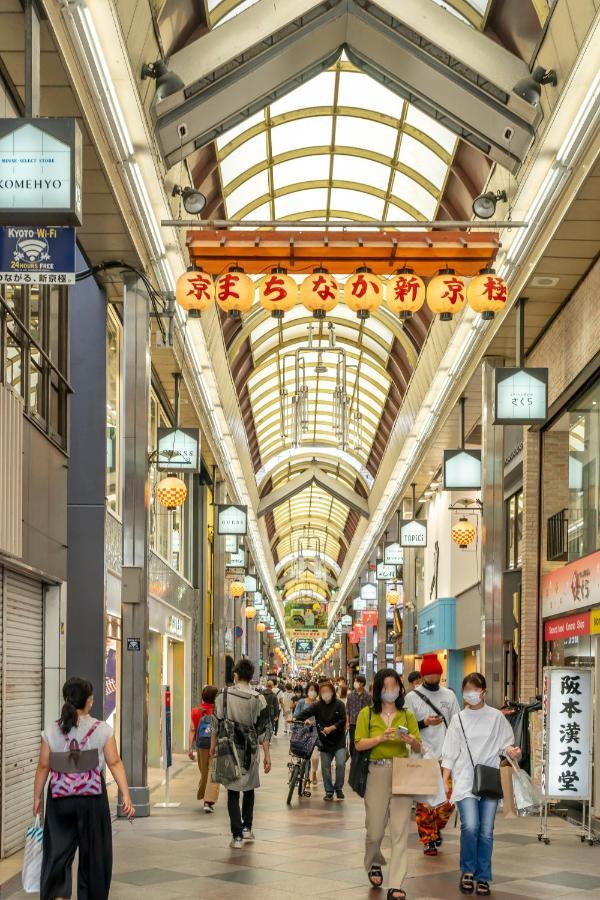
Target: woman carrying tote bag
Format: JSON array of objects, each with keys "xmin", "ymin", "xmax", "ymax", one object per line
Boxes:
[
  {"xmin": 441, "ymin": 673, "xmax": 521, "ymax": 897},
  {"xmin": 354, "ymin": 668, "xmax": 421, "ymax": 900}
]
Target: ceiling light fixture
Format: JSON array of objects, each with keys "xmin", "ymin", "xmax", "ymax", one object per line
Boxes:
[
  {"xmin": 172, "ymin": 185, "xmax": 206, "ymax": 215},
  {"xmin": 472, "ymin": 190, "xmax": 507, "ymax": 220},
  {"xmin": 513, "ymin": 66, "xmax": 557, "ymax": 107},
  {"xmin": 141, "ymin": 59, "xmax": 184, "ymax": 101}
]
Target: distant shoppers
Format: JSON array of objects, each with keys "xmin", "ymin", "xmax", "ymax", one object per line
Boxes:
[
  {"xmin": 406, "ymin": 670, "xmax": 423, "ymax": 691},
  {"xmin": 271, "ymin": 680, "xmax": 282, "ymax": 735},
  {"xmin": 212, "ymin": 658, "xmax": 272, "ymax": 849},
  {"xmin": 189, "ymin": 685, "xmax": 220, "ymax": 812},
  {"xmin": 295, "ymin": 681, "xmax": 320, "ymax": 785},
  {"xmin": 404, "ymin": 654, "xmax": 459, "ymax": 856},
  {"xmin": 34, "ymin": 677, "xmax": 135, "ymax": 900},
  {"xmin": 262, "ymin": 679, "xmax": 280, "ymax": 736},
  {"xmin": 354, "ymin": 668, "xmax": 421, "ymax": 900},
  {"xmin": 347, "ymin": 673, "xmax": 372, "ymax": 757},
  {"xmin": 295, "ymin": 679, "xmax": 347, "ymax": 800},
  {"xmin": 442, "ymin": 673, "xmax": 520, "ymax": 896},
  {"xmin": 280, "ymin": 682, "xmax": 295, "ymax": 734}
]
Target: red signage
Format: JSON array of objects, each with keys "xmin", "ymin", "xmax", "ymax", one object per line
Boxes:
[
  {"xmin": 361, "ymin": 610, "xmax": 378, "ymax": 627},
  {"xmin": 348, "ymin": 629, "xmax": 360, "ymax": 644},
  {"xmin": 541, "ymin": 548, "xmax": 600, "ymax": 617},
  {"xmin": 544, "ymin": 611, "xmax": 590, "ymax": 642},
  {"xmin": 354, "ymin": 623, "xmax": 366, "ymax": 638}
]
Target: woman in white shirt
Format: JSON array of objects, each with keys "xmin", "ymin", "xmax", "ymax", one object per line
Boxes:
[
  {"xmin": 33, "ymin": 677, "xmax": 135, "ymax": 900},
  {"xmin": 441, "ymin": 673, "xmax": 520, "ymax": 897}
]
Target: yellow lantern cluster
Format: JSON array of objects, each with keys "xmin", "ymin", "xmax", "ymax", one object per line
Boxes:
[
  {"xmin": 386, "ymin": 589, "xmax": 400, "ymax": 607},
  {"xmin": 334, "ymin": 641, "xmax": 341, "ymax": 650},
  {"xmin": 300, "ymin": 267, "xmax": 340, "ymax": 318},
  {"xmin": 345, "ymin": 267, "xmax": 382, "ymax": 319},
  {"xmin": 245, "ymin": 605, "xmax": 256, "ymax": 619},
  {"xmin": 175, "ymin": 267, "xmax": 215, "ymax": 316},
  {"xmin": 427, "ymin": 267, "xmax": 466, "ymax": 320},
  {"xmin": 451, "ymin": 517, "xmax": 477, "ymax": 549},
  {"xmin": 216, "ymin": 266, "xmax": 255, "ymax": 318},
  {"xmin": 229, "ymin": 580, "xmax": 245, "ymax": 598},
  {"xmin": 386, "ymin": 267, "xmax": 425, "ymax": 319},
  {"xmin": 156, "ymin": 475, "xmax": 187, "ymax": 510},
  {"xmin": 256, "ymin": 622, "xmax": 266, "ymax": 633},
  {"xmin": 258, "ymin": 267, "xmax": 297, "ymax": 318},
  {"xmin": 467, "ymin": 267, "xmax": 508, "ymax": 319}
]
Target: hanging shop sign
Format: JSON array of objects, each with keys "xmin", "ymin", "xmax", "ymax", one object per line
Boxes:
[
  {"xmin": 543, "ymin": 666, "xmax": 593, "ymax": 800},
  {"xmin": 361, "ymin": 610, "xmax": 378, "ymax": 627},
  {"xmin": 541, "ymin": 549, "xmax": 600, "ymax": 618},
  {"xmin": 225, "ymin": 534, "xmax": 238, "ymax": 552},
  {"xmin": 0, "ymin": 224, "xmax": 76, "ymax": 285},
  {"xmin": 376, "ymin": 560, "xmax": 397, "ymax": 581},
  {"xmin": 348, "ymin": 629, "xmax": 360, "ymax": 644},
  {"xmin": 0, "ymin": 118, "xmax": 83, "ymax": 225},
  {"xmin": 227, "ymin": 548, "xmax": 245, "ymax": 568},
  {"xmin": 156, "ymin": 427, "xmax": 200, "ymax": 472},
  {"xmin": 284, "ymin": 598, "xmax": 327, "ymax": 638},
  {"xmin": 494, "ymin": 367, "xmax": 548, "ymax": 425},
  {"xmin": 217, "ymin": 504, "xmax": 248, "ymax": 535},
  {"xmin": 360, "ymin": 582, "xmax": 377, "ymax": 602},
  {"xmin": 244, "ymin": 574, "xmax": 258, "ymax": 593},
  {"xmin": 167, "ymin": 615, "xmax": 184, "ymax": 638},
  {"xmin": 400, "ymin": 518, "xmax": 427, "ymax": 548},
  {"xmin": 384, "ymin": 541, "xmax": 404, "ymax": 566},
  {"xmin": 341, "ymin": 614, "xmax": 353, "ymax": 628},
  {"xmin": 352, "ymin": 596, "xmax": 367, "ymax": 611},
  {"xmin": 295, "ymin": 638, "xmax": 314, "ymax": 657},
  {"xmin": 544, "ymin": 612, "xmax": 590, "ymax": 642},
  {"xmin": 443, "ymin": 448, "xmax": 482, "ymax": 490}
]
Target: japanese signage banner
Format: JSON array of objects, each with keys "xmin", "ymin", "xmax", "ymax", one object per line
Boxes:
[
  {"xmin": 348, "ymin": 629, "xmax": 360, "ymax": 644},
  {"xmin": 384, "ymin": 541, "xmax": 404, "ymax": 566},
  {"xmin": 361, "ymin": 610, "xmax": 378, "ymax": 627},
  {"xmin": 0, "ymin": 224, "xmax": 75, "ymax": 284},
  {"xmin": 284, "ymin": 598, "xmax": 327, "ymax": 638},
  {"xmin": 376, "ymin": 560, "xmax": 397, "ymax": 581},
  {"xmin": 544, "ymin": 667, "xmax": 592, "ymax": 800},
  {"xmin": 541, "ymin": 548, "xmax": 600, "ymax": 618},
  {"xmin": 544, "ymin": 611, "xmax": 590, "ymax": 642},
  {"xmin": 400, "ymin": 518, "xmax": 427, "ymax": 548},
  {"xmin": 295, "ymin": 638, "xmax": 314, "ymax": 658},
  {"xmin": 494, "ymin": 367, "xmax": 548, "ymax": 425}
]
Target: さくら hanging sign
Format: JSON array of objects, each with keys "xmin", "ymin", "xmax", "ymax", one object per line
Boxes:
[
  {"xmin": 0, "ymin": 119, "xmax": 82, "ymax": 225},
  {"xmin": 494, "ymin": 367, "xmax": 548, "ymax": 425},
  {"xmin": 157, "ymin": 427, "xmax": 200, "ymax": 472},
  {"xmin": 400, "ymin": 519, "xmax": 427, "ymax": 548},
  {"xmin": 217, "ymin": 504, "xmax": 248, "ymax": 535},
  {"xmin": 543, "ymin": 667, "xmax": 592, "ymax": 800}
]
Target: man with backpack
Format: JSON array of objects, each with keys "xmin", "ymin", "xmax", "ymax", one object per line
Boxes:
[
  {"xmin": 211, "ymin": 658, "xmax": 272, "ymax": 848},
  {"xmin": 188, "ymin": 685, "xmax": 220, "ymax": 813}
]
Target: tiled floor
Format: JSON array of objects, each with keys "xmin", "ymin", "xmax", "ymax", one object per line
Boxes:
[{"xmin": 2, "ymin": 735, "xmax": 599, "ymax": 898}]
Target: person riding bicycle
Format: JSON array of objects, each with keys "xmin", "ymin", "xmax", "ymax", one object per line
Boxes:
[
  {"xmin": 294, "ymin": 682, "xmax": 320, "ymax": 786},
  {"xmin": 295, "ymin": 680, "xmax": 347, "ymax": 801}
]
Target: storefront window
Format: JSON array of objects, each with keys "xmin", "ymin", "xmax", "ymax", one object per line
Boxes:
[
  {"xmin": 106, "ymin": 309, "xmax": 122, "ymax": 514},
  {"xmin": 506, "ymin": 490, "xmax": 523, "ymax": 569},
  {"xmin": 567, "ymin": 379, "xmax": 600, "ymax": 561}
]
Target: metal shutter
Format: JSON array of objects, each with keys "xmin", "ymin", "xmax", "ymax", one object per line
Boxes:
[{"xmin": 1, "ymin": 569, "xmax": 43, "ymax": 857}]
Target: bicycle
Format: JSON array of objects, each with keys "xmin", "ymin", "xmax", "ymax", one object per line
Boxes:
[{"xmin": 286, "ymin": 721, "xmax": 318, "ymax": 806}]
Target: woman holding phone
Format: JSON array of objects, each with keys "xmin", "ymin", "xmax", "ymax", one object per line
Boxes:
[{"xmin": 354, "ymin": 668, "xmax": 421, "ymax": 900}]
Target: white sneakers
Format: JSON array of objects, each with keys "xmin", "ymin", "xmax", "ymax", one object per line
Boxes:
[
  {"xmin": 230, "ymin": 829, "xmax": 254, "ymax": 848},
  {"xmin": 242, "ymin": 828, "xmax": 255, "ymax": 841},
  {"xmin": 230, "ymin": 838, "xmax": 244, "ymax": 849}
]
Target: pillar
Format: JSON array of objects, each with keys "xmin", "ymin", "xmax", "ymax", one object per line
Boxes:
[
  {"xmin": 212, "ymin": 481, "xmax": 226, "ymax": 688},
  {"xmin": 377, "ymin": 579, "xmax": 386, "ymax": 672}
]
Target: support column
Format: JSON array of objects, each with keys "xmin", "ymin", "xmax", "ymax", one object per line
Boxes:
[
  {"xmin": 377, "ymin": 579, "xmax": 386, "ymax": 673},
  {"xmin": 212, "ymin": 481, "xmax": 226, "ymax": 688},
  {"xmin": 340, "ymin": 630, "xmax": 347, "ymax": 679},
  {"xmin": 120, "ymin": 274, "xmax": 151, "ymax": 817},
  {"xmin": 481, "ymin": 358, "xmax": 504, "ymax": 707},
  {"xmin": 520, "ymin": 430, "xmax": 542, "ymax": 700},
  {"xmin": 197, "ymin": 484, "xmax": 209, "ymax": 688},
  {"xmin": 24, "ymin": 0, "xmax": 40, "ymax": 117}
]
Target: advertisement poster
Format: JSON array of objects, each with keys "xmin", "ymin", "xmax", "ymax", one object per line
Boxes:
[
  {"xmin": 295, "ymin": 638, "xmax": 314, "ymax": 658},
  {"xmin": 284, "ymin": 598, "xmax": 328, "ymax": 638},
  {"xmin": 104, "ymin": 645, "xmax": 116, "ymax": 724},
  {"xmin": 0, "ymin": 224, "xmax": 75, "ymax": 284}
]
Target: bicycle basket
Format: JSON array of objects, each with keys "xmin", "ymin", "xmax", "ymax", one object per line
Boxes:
[{"xmin": 289, "ymin": 723, "xmax": 318, "ymax": 759}]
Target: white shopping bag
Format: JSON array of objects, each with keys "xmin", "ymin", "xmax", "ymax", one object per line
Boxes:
[
  {"xmin": 22, "ymin": 816, "xmax": 43, "ymax": 893},
  {"xmin": 509, "ymin": 757, "xmax": 543, "ymax": 816},
  {"xmin": 413, "ymin": 745, "xmax": 448, "ymax": 808}
]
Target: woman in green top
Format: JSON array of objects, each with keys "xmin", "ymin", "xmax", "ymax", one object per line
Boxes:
[{"xmin": 355, "ymin": 668, "xmax": 421, "ymax": 900}]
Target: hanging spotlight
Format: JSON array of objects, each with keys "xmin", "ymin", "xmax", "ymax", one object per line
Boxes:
[
  {"xmin": 215, "ymin": 266, "xmax": 255, "ymax": 317},
  {"xmin": 258, "ymin": 267, "xmax": 297, "ymax": 318},
  {"xmin": 141, "ymin": 59, "xmax": 184, "ymax": 101},
  {"xmin": 175, "ymin": 266, "xmax": 214, "ymax": 315},
  {"xmin": 300, "ymin": 267, "xmax": 339, "ymax": 318},
  {"xmin": 451, "ymin": 517, "xmax": 477, "ymax": 549},
  {"xmin": 386, "ymin": 267, "xmax": 426, "ymax": 319},
  {"xmin": 171, "ymin": 185, "xmax": 206, "ymax": 215},
  {"xmin": 156, "ymin": 475, "xmax": 187, "ymax": 509},
  {"xmin": 467, "ymin": 267, "xmax": 508, "ymax": 319},
  {"xmin": 513, "ymin": 66, "xmax": 557, "ymax": 107},
  {"xmin": 345, "ymin": 267, "xmax": 382, "ymax": 319},
  {"xmin": 427, "ymin": 268, "xmax": 466, "ymax": 321},
  {"xmin": 472, "ymin": 190, "xmax": 507, "ymax": 220}
]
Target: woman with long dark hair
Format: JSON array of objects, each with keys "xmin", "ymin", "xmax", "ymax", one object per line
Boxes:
[
  {"xmin": 33, "ymin": 677, "xmax": 135, "ymax": 900},
  {"xmin": 354, "ymin": 668, "xmax": 422, "ymax": 900}
]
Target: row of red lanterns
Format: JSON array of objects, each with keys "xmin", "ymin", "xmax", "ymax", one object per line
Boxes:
[{"xmin": 176, "ymin": 265, "xmax": 507, "ymax": 321}]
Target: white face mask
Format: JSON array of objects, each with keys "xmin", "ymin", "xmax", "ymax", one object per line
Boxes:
[
  {"xmin": 307, "ymin": 690, "xmax": 317, "ymax": 699},
  {"xmin": 381, "ymin": 689, "xmax": 400, "ymax": 704},
  {"xmin": 353, "ymin": 681, "xmax": 361, "ymax": 690},
  {"xmin": 463, "ymin": 690, "xmax": 483, "ymax": 706},
  {"xmin": 321, "ymin": 692, "xmax": 333, "ymax": 703}
]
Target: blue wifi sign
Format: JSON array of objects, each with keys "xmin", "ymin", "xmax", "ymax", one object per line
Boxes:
[{"xmin": 0, "ymin": 225, "xmax": 75, "ymax": 285}]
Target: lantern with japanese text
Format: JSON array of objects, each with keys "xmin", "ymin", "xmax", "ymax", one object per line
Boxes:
[
  {"xmin": 175, "ymin": 267, "xmax": 214, "ymax": 315},
  {"xmin": 386, "ymin": 589, "xmax": 400, "ymax": 607},
  {"xmin": 451, "ymin": 517, "xmax": 477, "ymax": 549},
  {"xmin": 257, "ymin": 622, "xmax": 266, "ymax": 633},
  {"xmin": 344, "ymin": 267, "xmax": 382, "ymax": 319},
  {"xmin": 467, "ymin": 267, "xmax": 508, "ymax": 319},
  {"xmin": 156, "ymin": 475, "xmax": 187, "ymax": 509},
  {"xmin": 427, "ymin": 268, "xmax": 466, "ymax": 321},
  {"xmin": 258, "ymin": 267, "xmax": 297, "ymax": 318},
  {"xmin": 245, "ymin": 605, "xmax": 257, "ymax": 619},
  {"xmin": 215, "ymin": 266, "xmax": 255, "ymax": 317},
  {"xmin": 386, "ymin": 267, "xmax": 425, "ymax": 319},
  {"xmin": 300, "ymin": 267, "xmax": 339, "ymax": 318},
  {"xmin": 229, "ymin": 580, "xmax": 245, "ymax": 598}
]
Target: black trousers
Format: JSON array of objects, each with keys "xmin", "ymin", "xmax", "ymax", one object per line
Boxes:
[
  {"xmin": 227, "ymin": 789, "xmax": 255, "ymax": 839},
  {"xmin": 348, "ymin": 724, "xmax": 357, "ymax": 758},
  {"xmin": 40, "ymin": 780, "xmax": 112, "ymax": 900}
]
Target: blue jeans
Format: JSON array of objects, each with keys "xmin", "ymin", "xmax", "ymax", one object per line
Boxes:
[
  {"xmin": 320, "ymin": 748, "xmax": 346, "ymax": 793},
  {"xmin": 456, "ymin": 797, "xmax": 498, "ymax": 882}
]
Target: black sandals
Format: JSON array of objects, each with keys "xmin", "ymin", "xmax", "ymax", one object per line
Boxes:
[
  {"xmin": 368, "ymin": 865, "xmax": 383, "ymax": 888},
  {"xmin": 460, "ymin": 873, "xmax": 475, "ymax": 894}
]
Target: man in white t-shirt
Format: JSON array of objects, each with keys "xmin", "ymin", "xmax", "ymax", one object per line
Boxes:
[{"xmin": 404, "ymin": 653, "xmax": 460, "ymax": 857}]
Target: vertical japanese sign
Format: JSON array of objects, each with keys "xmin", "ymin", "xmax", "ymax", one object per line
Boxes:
[
  {"xmin": 161, "ymin": 685, "xmax": 172, "ymax": 771},
  {"xmin": 544, "ymin": 667, "xmax": 592, "ymax": 799}
]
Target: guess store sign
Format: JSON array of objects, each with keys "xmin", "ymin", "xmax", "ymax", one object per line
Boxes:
[{"xmin": 544, "ymin": 611, "xmax": 590, "ymax": 642}]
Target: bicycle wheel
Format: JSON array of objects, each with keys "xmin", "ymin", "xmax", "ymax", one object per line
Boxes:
[
  {"xmin": 298, "ymin": 759, "xmax": 308, "ymax": 798},
  {"xmin": 287, "ymin": 763, "xmax": 300, "ymax": 805}
]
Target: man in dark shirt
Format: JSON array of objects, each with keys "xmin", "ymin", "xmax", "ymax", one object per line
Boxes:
[{"xmin": 345, "ymin": 673, "xmax": 372, "ymax": 758}]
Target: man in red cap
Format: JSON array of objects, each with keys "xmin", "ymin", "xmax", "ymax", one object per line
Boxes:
[{"xmin": 404, "ymin": 653, "xmax": 459, "ymax": 856}]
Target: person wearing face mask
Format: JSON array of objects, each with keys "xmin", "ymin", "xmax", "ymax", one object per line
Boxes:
[
  {"xmin": 354, "ymin": 669, "xmax": 421, "ymax": 900},
  {"xmin": 294, "ymin": 682, "xmax": 321, "ymax": 785},
  {"xmin": 404, "ymin": 654, "xmax": 460, "ymax": 856},
  {"xmin": 441, "ymin": 673, "xmax": 520, "ymax": 897},
  {"xmin": 347, "ymin": 673, "xmax": 372, "ymax": 758},
  {"xmin": 295, "ymin": 680, "xmax": 347, "ymax": 800}
]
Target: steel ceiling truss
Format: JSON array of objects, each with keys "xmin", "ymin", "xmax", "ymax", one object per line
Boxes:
[{"xmin": 153, "ymin": 0, "xmax": 537, "ymax": 172}]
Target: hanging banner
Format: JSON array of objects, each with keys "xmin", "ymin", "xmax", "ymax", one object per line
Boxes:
[
  {"xmin": 384, "ymin": 541, "xmax": 404, "ymax": 565},
  {"xmin": 361, "ymin": 610, "xmax": 378, "ymax": 627},
  {"xmin": 217, "ymin": 504, "xmax": 248, "ymax": 535},
  {"xmin": 284, "ymin": 598, "xmax": 327, "ymax": 638},
  {"xmin": 400, "ymin": 519, "xmax": 427, "ymax": 548},
  {"xmin": 157, "ymin": 427, "xmax": 200, "ymax": 472},
  {"xmin": 348, "ymin": 629, "xmax": 360, "ymax": 644},
  {"xmin": 494, "ymin": 367, "xmax": 548, "ymax": 425},
  {"xmin": 543, "ymin": 667, "xmax": 593, "ymax": 800},
  {"xmin": 443, "ymin": 449, "xmax": 482, "ymax": 490},
  {"xmin": 376, "ymin": 560, "xmax": 397, "ymax": 581},
  {"xmin": 295, "ymin": 638, "xmax": 314, "ymax": 658}
]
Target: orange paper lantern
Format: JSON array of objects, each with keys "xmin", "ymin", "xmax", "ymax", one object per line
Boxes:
[
  {"xmin": 345, "ymin": 267, "xmax": 382, "ymax": 319},
  {"xmin": 451, "ymin": 517, "xmax": 477, "ymax": 549},
  {"xmin": 230, "ymin": 581, "xmax": 245, "ymax": 598},
  {"xmin": 258, "ymin": 267, "xmax": 297, "ymax": 318},
  {"xmin": 427, "ymin": 268, "xmax": 466, "ymax": 321},
  {"xmin": 300, "ymin": 267, "xmax": 339, "ymax": 318},
  {"xmin": 215, "ymin": 266, "xmax": 255, "ymax": 317},
  {"xmin": 156, "ymin": 475, "xmax": 187, "ymax": 509},
  {"xmin": 386, "ymin": 267, "xmax": 425, "ymax": 319},
  {"xmin": 175, "ymin": 267, "xmax": 214, "ymax": 315},
  {"xmin": 245, "ymin": 605, "xmax": 257, "ymax": 619},
  {"xmin": 257, "ymin": 622, "xmax": 266, "ymax": 632},
  {"xmin": 467, "ymin": 268, "xmax": 508, "ymax": 319}
]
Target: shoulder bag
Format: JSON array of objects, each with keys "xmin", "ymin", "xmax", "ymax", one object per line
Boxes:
[
  {"xmin": 413, "ymin": 690, "xmax": 448, "ymax": 726},
  {"xmin": 457, "ymin": 713, "xmax": 503, "ymax": 800},
  {"xmin": 348, "ymin": 707, "xmax": 372, "ymax": 798}
]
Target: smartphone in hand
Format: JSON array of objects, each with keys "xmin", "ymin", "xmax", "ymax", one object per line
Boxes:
[{"xmin": 396, "ymin": 725, "xmax": 409, "ymax": 736}]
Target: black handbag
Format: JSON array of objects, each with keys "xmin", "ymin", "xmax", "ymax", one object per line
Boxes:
[
  {"xmin": 348, "ymin": 708, "xmax": 372, "ymax": 798},
  {"xmin": 458, "ymin": 713, "xmax": 503, "ymax": 800}
]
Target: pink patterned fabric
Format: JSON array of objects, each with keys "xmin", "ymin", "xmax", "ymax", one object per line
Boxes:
[{"xmin": 50, "ymin": 722, "xmax": 103, "ymax": 798}]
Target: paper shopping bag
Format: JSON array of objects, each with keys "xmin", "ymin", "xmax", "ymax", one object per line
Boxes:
[
  {"xmin": 392, "ymin": 756, "xmax": 439, "ymax": 796},
  {"xmin": 500, "ymin": 760, "xmax": 517, "ymax": 817}
]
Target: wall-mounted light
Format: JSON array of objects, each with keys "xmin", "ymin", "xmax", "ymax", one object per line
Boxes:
[
  {"xmin": 513, "ymin": 66, "xmax": 557, "ymax": 107},
  {"xmin": 172, "ymin": 185, "xmax": 206, "ymax": 215},
  {"xmin": 141, "ymin": 59, "xmax": 184, "ymax": 101},
  {"xmin": 472, "ymin": 190, "xmax": 507, "ymax": 220}
]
